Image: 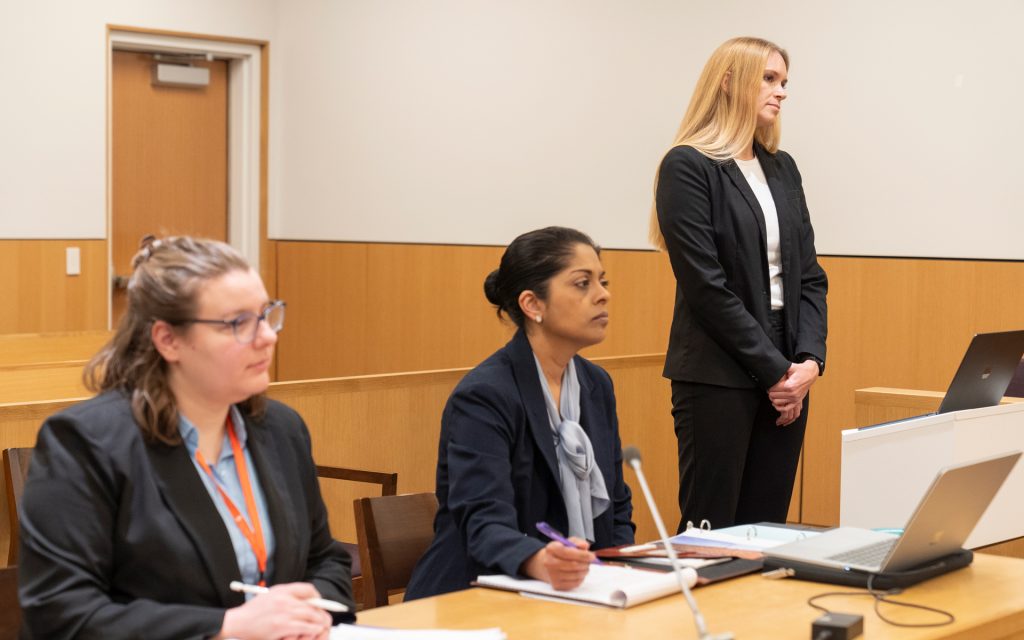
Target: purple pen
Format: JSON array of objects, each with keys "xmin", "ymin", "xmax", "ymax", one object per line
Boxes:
[{"xmin": 535, "ymin": 521, "xmax": 603, "ymax": 564}]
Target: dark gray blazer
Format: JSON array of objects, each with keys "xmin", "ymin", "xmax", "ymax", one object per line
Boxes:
[
  {"xmin": 405, "ymin": 330, "xmax": 635, "ymax": 599},
  {"xmin": 18, "ymin": 392, "xmax": 354, "ymax": 640},
  {"xmin": 656, "ymin": 143, "xmax": 828, "ymax": 389}
]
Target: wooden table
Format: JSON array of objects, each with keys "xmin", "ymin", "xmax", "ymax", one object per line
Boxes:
[{"xmin": 356, "ymin": 554, "xmax": 1024, "ymax": 639}]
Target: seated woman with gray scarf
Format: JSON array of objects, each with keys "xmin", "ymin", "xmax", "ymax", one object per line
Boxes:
[{"xmin": 405, "ymin": 227, "xmax": 636, "ymax": 599}]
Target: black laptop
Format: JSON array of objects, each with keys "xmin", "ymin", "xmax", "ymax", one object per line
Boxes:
[
  {"xmin": 936, "ymin": 330, "xmax": 1024, "ymax": 413},
  {"xmin": 861, "ymin": 330, "xmax": 1024, "ymax": 432}
]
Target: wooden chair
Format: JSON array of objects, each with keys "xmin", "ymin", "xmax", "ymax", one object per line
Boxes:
[
  {"xmin": 315, "ymin": 465, "xmax": 398, "ymax": 609},
  {"xmin": 3, "ymin": 448, "xmax": 32, "ymax": 566},
  {"xmin": 354, "ymin": 492, "xmax": 438, "ymax": 609},
  {"xmin": 0, "ymin": 565, "xmax": 20, "ymax": 638}
]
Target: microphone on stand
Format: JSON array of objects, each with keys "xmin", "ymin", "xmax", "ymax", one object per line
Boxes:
[{"xmin": 623, "ymin": 446, "xmax": 734, "ymax": 640}]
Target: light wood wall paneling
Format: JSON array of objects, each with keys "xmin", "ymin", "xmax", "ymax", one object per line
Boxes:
[
  {"xmin": 854, "ymin": 387, "xmax": 944, "ymax": 426},
  {"xmin": 801, "ymin": 256, "xmax": 1024, "ymax": 526},
  {"xmin": 977, "ymin": 536, "xmax": 1024, "ymax": 559},
  {"xmin": 0, "ymin": 353, "xmax": 676, "ymax": 563},
  {"xmin": 270, "ymin": 369, "xmax": 465, "ymax": 544},
  {"xmin": 275, "ymin": 242, "xmax": 513, "ymax": 379},
  {"xmin": 578, "ymin": 249, "xmax": 676, "ymax": 359},
  {"xmin": 0, "ymin": 331, "xmax": 110, "ymax": 367},
  {"xmin": 9, "ymin": 243, "xmax": 1021, "ymax": 540},
  {"xmin": 275, "ymin": 242, "xmax": 372, "ymax": 379},
  {"xmin": 0, "ymin": 240, "xmax": 107, "ymax": 334},
  {"xmin": 274, "ymin": 242, "xmax": 675, "ymax": 380},
  {"xmin": 0, "ymin": 362, "xmax": 90, "ymax": 404},
  {"xmin": 600, "ymin": 354, "xmax": 681, "ymax": 538},
  {"xmin": 853, "ymin": 387, "xmax": 1023, "ymax": 443}
]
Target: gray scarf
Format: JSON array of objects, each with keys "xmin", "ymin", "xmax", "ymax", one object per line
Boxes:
[{"xmin": 534, "ymin": 355, "xmax": 610, "ymax": 541}]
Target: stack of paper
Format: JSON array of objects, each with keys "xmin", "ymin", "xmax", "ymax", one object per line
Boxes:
[
  {"xmin": 475, "ymin": 563, "xmax": 696, "ymax": 608},
  {"xmin": 670, "ymin": 524, "xmax": 820, "ymax": 551}
]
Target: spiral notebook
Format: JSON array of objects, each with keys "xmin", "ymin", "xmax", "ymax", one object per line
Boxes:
[{"xmin": 474, "ymin": 563, "xmax": 694, "ymax": 608}]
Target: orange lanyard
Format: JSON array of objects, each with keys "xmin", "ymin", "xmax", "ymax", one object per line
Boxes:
[{"xmin": 195, "ymin": 414, "xmax": 268, "ymax": 586}]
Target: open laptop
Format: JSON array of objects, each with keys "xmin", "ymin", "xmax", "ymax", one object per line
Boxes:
[
  {"xmin": 764, "ymin": 451, "xmax": 1021, "ymax": 574},
  {"xmin": 936, "ymin": 330, "xmax": 1024, "ymax": 413},
  {"xmin": 860, "ymin": 330, "xmax": 1024, "ymax": 431}
]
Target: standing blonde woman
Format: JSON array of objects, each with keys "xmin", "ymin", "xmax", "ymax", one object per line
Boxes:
[
  {"xmin": 18, "ymin": 237, "xmax": 354, "ymax": 639},
  {"xmin": 652, "ymin": 37, "xmax": 828, "ymax": 530}
]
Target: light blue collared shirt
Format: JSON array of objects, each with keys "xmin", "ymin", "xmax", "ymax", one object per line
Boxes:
[{"xmin": 179, "ymin": 406, "xmax": 276, "ymax": 592}]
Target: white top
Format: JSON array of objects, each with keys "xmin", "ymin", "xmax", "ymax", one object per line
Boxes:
[{"xmin": 734, "ymin": 156, "xmax": 783, "ymax": 310}]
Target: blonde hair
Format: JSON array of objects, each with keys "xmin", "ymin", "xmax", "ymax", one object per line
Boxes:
[
  {"xmin": 84, "ymin": 236, "xmax": 265, "ymax": 445},
  {"xmin": 649, "ymin": 37, "xmax": 789, "ymax": 249}
]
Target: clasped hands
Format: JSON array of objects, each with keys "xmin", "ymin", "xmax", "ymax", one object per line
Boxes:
[{"xmin": 768, "ymin": 360, "xmax": 819, "ymax": 426}]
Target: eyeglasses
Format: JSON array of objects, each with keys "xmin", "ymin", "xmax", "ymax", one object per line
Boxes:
[{"xmin": 184, "ymin": 300, "xmax": 286, "ymax": 344}]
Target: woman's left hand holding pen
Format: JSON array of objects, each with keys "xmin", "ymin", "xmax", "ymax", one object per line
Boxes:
[
  {"xmin": 214, "ymin": 583, "xmax": 332, "ymax": 640},
  {"xmin": 521, "ymin": 537, "xmax": 595, "ymax": 591}
]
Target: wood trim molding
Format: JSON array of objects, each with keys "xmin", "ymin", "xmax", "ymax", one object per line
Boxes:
[{"xmin": 106, "ymin": 24, "xmax": 268, "ymax": 47}]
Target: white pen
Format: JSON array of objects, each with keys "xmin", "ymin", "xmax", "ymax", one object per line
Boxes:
[
  {"xmin": 619, "ymin": 542, "xmax": 659, "ymax": 553},
  {"xmin": 228, "ymin": 581, "xmax": 349, "ymax": 613}
]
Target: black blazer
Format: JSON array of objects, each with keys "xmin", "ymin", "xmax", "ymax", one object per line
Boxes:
[
  {"xmin": 405, "ymin": 330, "xmax": 635, "ymax": 599},
  {"xmin": 17, "ymin": 392, "xmax": 354, "ymax": 640},
  {"xmin": 656, "ymin": 144, "xmax": 828, "ymax": 389}
]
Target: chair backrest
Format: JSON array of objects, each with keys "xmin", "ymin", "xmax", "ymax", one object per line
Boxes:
[
  {"xmin": 3, "ymin": 447, "xmax": 32, "ymax": 565},
  {"xmin": 315, "ymin": 465, "xmax": 397, "ymax": 610},
  {"xmin": 0, "ymin": 565, "xmax": 20, "ymax": 638},
  {"xmin": 354, "ymin": 492, "xmax": 438, "ymax": 609},
  {"xmin": 316, "ymin": 465, "xmax": 398, "ymax": 497}
]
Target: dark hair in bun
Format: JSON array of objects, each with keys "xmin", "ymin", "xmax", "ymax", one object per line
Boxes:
[{"xmin": 484, "ymin": 226, "xmax": 599, "ymax": 328}]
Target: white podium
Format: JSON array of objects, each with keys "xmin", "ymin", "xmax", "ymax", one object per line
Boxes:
[{"xmin": 841, "ymin": 401, "xmax": 1024, "ymax": 548}]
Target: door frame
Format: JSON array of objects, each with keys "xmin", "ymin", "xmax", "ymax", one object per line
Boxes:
[{"xmin": 106, "ymin": 26, "xmax": 268, "ymax": 327}]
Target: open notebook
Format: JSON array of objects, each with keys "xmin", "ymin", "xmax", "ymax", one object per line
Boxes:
[{"xmin": 475, "ymin": 563, "xmax": 696, "ymax": 608}]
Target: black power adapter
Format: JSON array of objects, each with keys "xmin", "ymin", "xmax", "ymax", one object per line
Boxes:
[{"xmin": 811, "ymin": 612, "xmax": 864, "ymax": 639}]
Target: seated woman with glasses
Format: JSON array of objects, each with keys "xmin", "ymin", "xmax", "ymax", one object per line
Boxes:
[
  {"xmin": 18, "ymin": 236, "xmax": 354, "ymax": 640},
  {"xmin": 405, "ymin": 226, "xmax": 635, "ymax": 599}
]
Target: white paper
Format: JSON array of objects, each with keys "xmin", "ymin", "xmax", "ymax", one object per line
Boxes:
[
  {"xmin": 331, "ymin": 624, "xmax": 506, "ymax": 639},
  {"xmin": 476, "ymin": 563, "xmax": 696, "ymax": 608},
  {"xmin": 670, "ymin": 525, "xmax": 819, "ymax": 551}
]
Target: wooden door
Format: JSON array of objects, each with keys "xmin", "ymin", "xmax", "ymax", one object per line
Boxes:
[{"xmin": 111, "ymin": 51, "xmax": 229, "ymax": 323}]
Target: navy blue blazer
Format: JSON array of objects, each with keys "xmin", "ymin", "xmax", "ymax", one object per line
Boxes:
[
  {"xmin": 656, "ymin": 143, "xmax": 828, "ymax": 389},
  {"xmin": 18, "ymin": 392, "xmax": 354, "ymax": 640},
  {"xmin": 405, "ymin": 330, "xmax": 635, "ymax": 599}
]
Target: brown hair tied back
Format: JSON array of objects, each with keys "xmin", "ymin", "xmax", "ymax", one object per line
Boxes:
[
  {"xmin": 84, "ymin": 236, "xmax": 260, "ymax": 445},
  {"xmin": 132, "ymin": 234, "xmax": 162, "ymax": 269}
]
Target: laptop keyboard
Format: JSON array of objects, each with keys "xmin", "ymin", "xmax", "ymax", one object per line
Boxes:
[{"xmin": 826, "ymin": 538, "xmax": 897, "ymax": 568}]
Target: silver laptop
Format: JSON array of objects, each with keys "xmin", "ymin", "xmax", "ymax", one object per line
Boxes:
[{"xmin": 764, "ymin": 451, "xmax": 1021, "ymax": 573}]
